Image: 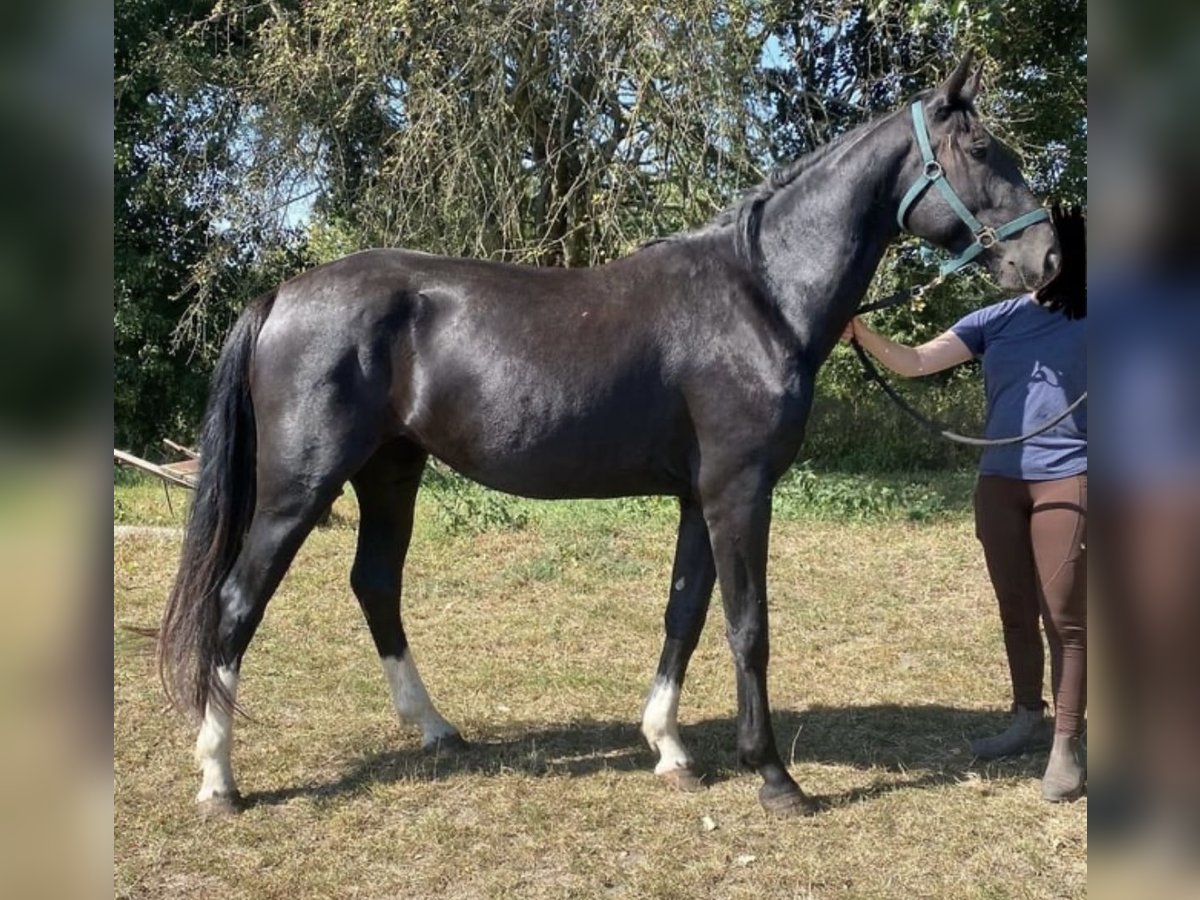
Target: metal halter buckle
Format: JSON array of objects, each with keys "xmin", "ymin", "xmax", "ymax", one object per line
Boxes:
[
  {"xmin": 976, "ymin": 227, "xmax": 998, "ymax": 249},
  {"xmin": 923, "ymin": 160, "xmax": 943, "ymax": 180}
]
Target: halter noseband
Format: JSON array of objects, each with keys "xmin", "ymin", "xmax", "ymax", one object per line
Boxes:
[{"xmin": 897, "ymin": 100, "xmax": 1050, "ymax": 277}]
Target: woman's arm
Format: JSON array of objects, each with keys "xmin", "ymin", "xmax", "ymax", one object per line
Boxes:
[{"xmin": 842, "ymin": 318, "xmax": 974, "ymax": 377}]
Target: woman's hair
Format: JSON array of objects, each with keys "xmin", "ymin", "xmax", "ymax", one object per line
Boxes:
[{"xmin": 1033, "ymin": 205, "xmax": 1086, "ymax": 320}]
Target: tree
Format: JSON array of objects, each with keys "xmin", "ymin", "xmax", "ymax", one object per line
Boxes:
[
  {"xmin": 114, "ymin": 0, "xmax": 308, "ymax": 452},
  {"xmin": 189, "ymin": 0, "xmax": 773, "ymax": 266}
]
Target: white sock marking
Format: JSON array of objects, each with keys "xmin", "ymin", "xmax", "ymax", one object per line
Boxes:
[
  {"xmin": 642, "ymin": 678, "xmax": 692, "ymax": 774},
  {"xmin": 195, "ymin": 665, "xmax": 238, "ymax": 802},
  {"xmin": 381, "ymin": 652, "xmax": 458, "ymax": 746}
]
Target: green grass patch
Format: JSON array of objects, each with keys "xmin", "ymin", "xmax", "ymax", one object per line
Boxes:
[
  {"xmin": 114, "ymin": 463, "xmax": 975, "ymax": 534},
  {"xmin": 773, "ymin": 464, "xmax": 975, "ymax": 522}
]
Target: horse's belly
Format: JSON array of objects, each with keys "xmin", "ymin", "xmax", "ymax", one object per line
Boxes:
[
  {"xmin": 447, "ymin": 457, "xmax": 679, "ymax": 500},
  {"xmin": 409, "ymin": 394, "xmax": 689, "ymax": 500}
]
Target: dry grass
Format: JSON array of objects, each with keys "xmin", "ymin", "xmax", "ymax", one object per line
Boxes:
[{"xmin": 114, "ymin": 483, "xmax": 1086, "ymax": 899}]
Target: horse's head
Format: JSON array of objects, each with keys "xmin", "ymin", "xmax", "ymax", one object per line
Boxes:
[{"xmin": 898, "ymin": 53, "xmax": 1061, "ymax": 292}]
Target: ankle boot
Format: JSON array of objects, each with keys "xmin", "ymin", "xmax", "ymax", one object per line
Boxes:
[
  {"xmin": 970, "ymin": 703, "xmax": 1048, "ymax": 760},
  {"xmin": 1041, "ymin": 733, "xmax": 1086, "ymax": 802}
]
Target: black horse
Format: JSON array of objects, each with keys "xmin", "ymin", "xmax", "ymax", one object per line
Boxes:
[{"xmin": 160, "ymin": 55, "xmax": 1060, "ymax": 817}]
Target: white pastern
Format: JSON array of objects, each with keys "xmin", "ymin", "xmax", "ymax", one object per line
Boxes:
[
  {"xmin": 641, "ymin": 678, "xmax": 692, "ymax": 774},
  {"xmin": 195, "ymin": 665, "xmax": 239, "ymax": 802},
  {"xmin": 381, "ymin": 652, "xmax": 459, "ymax": 746}
]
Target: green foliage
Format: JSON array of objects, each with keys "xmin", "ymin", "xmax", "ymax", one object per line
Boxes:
[
  {"xmin": 762, "ymin": 0, "xmax": 1085, "ymax": 201},
  {"xmin": 422, "ymin": 463, "xmax": 531, "ymax": 536},
  {"xmin": 114, "ymin": 0, "xmax": 314, "ymax": 453},
  {"xmin": 772, "ymin": 464, "xmax": 974, "ymax": 521}
]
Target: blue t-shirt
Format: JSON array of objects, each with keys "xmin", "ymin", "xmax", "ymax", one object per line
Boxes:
[{"xmin": 951, "ymin": 295, "xmax": 1087, "ymax": 480}]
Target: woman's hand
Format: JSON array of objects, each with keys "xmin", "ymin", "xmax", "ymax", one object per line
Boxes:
[{"xmin": 841, "ymin": 318, "xmax": 860, "ymax": 342}]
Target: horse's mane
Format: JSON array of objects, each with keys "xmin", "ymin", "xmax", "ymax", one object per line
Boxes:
[
  {"xmin": 707, "ymin": 126, "xmax": 876, "ymax": 229},
  {"xmin": 642, "ymin": 92, "xmax": 930, "ymax": 254}
]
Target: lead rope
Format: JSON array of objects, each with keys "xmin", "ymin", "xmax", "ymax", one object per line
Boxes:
[{"xmin": 849, "ymin": 275, "xmax": 1087, "ymax": 448}]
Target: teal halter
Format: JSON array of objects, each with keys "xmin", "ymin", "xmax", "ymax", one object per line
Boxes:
[{"xmin": 897, "ymin": 100, "xmax": 1050, "ymax": 277}]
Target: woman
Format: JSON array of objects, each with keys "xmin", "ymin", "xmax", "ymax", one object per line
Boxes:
[{"xmin": 844, "ymin": 206, "xmax": 1086, "ymax": 801}]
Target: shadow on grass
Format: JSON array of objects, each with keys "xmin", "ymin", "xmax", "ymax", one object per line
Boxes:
[{"xmin": 242, "ymin": 703, "xmax": 1044, "ymax": 812}]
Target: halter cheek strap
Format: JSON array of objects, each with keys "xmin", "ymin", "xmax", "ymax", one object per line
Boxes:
[{"xmin": 896, "ymin": 100, "xmax": 1050, "ymax": 277}]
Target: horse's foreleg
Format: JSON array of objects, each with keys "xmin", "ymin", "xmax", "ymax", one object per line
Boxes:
[
  {"xmin": 350, "ymin": 444, "xmax": 463, "ymax": 750},
  {"xmin": 702, "ymin": 471, "xmax": 814, "ymax": 817},
  {"xmin": 642, "ymin": 498, "xmax": 715, "ymax": 790}
]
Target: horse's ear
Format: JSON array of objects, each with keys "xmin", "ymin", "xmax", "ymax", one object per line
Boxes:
[
  {"xmin": 961, "ymin": 62, "xmax": 984, "ymax": 106},
  {"xmin": 938, "ymin": 51, "xmax": 975, "ymax": 108}
]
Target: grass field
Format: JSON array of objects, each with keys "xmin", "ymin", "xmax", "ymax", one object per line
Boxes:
[{"xmin": 114, "ymin": 470, "xmax": 1086, "ymax": 899}]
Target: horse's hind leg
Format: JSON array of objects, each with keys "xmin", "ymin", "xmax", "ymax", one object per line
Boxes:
[
  {"xmin": 195, "ymin": 475, "xmax": 340, "ymax": 814},
  {"xmin": 350, "ymin": 441, "xmax": 462, "ymax": 749},
  {"xmin": 642, "ymin": 498, "xmax": 716, "ymax": 791}
]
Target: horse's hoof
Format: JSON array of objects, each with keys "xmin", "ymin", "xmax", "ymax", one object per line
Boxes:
[
  {"xmin": 758, "ymin": 782, "xmax": 816, "ymax": 817},
  {"xmin": 423, "ymin": 732, "xmax": 469, "ymax": 754},
  {"xmin": 659, "ymin": 766, "xmax": 706, "ymax": 793},
  {"xmin": 197, "ymin": 792, "xmax": 242, "ymax": 820}
]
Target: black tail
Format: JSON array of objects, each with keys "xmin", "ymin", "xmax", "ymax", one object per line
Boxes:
[{"xmin": 159, "ymin": 290, "xmax": 277, "ymax": 719}]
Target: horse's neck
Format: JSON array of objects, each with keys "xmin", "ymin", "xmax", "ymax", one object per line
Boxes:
[{"xmin": 755, "ymin": 120, "xmax": 910, "ymax": 355}]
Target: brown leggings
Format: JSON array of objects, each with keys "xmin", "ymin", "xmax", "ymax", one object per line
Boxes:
[{"xmin": 974, "ymin": 474, "xmax": 1087, "ymax": 736}]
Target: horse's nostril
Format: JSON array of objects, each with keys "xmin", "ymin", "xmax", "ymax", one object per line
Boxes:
[{"xmin": 1045, "ymin": 250, "xmax": 1062, "ymax": 278}]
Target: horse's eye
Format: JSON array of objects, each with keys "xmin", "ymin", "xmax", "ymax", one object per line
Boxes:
[{"xmin": 968, "ymin": 144, "xmax": 988, "ymax": 160}]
